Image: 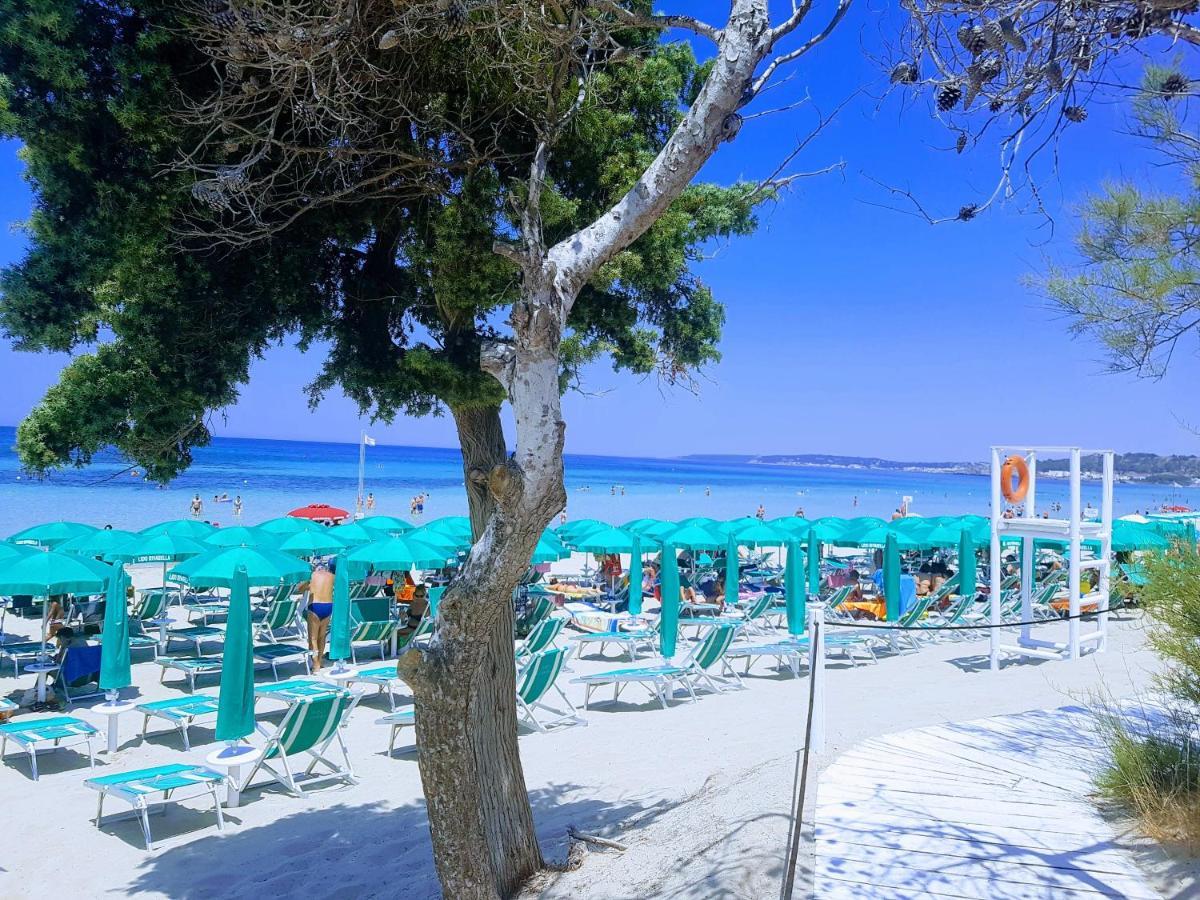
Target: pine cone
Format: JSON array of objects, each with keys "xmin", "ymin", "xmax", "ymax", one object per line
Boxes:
[
  {"xmin": 983, "ymin": 20, "xmax": 1006, "ymax": 51},
  {"xmin": 1063, "ymin": 105, "xmax": 1087, "ymax": 123},
  {"xmin": 998, "ymin": 16, "xmax": 1027, "ymax": 52},
  {"xmin": 445, "ymin": 0, "xmax": 468, "ymax": 30},
  {"xmin": 988, "ymin": 99, "xmax": 1005, "ymax": 113},
  {"xmin": 1044, "ymin": 61, "xmax": 1064, "ymax": 91},
  {"xmin": 1161, "ymin": 72, "xmax": 1190, "ymax": 97},
  {"xmin": 958, "ymin": 24, "xmax": 988, "ymax": 55},
  {"xmin": 956, "ymin": 132, "xmax": 968, "ymax": 154},
  {"xmin": 937, "ymin": 84, "xmax": 962, "ymax": 111},
  {"xmin": 958, "ymin": 204, "xmax": 978, "ymax": 221},
  {"xmin": 889, "ymin": 61, "xmax": 919, "ymax": 85}
]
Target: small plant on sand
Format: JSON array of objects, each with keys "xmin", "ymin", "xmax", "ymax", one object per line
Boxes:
[{"xmin": 1094, "ymin": 541, "xmax": 1200, "ymax": 847}]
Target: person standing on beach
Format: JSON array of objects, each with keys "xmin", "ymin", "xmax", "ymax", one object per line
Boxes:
[
  {"xmin": 755, "ymin": 504, "xmax": 765, "ymax": 520},
  {"xmin": 367, "ymin": 492, "xmax": 375, "ymax": 511},
  {"xmin": 305, "ymin": 560, "xmax": 335, "ymax": 671},
  {"xmin": 190, "ymin": 494, "xmax": 203, "ymax": 518},
  {"xmin": 233, "ymin": 495, "xmax": 243, "ymax": 517}
]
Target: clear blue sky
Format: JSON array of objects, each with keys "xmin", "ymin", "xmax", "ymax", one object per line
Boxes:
[{"xmin": 2, "ymin": 4, "xmax": 1196, "ymax": 462}]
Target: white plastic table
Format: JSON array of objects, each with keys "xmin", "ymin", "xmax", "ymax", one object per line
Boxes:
[
  {"xmin": 204, "ymin": 744, "xmax": 263, "ymax": 808},
  {"xmin": 147, "ymin": 617, "xmax": 173, "ymax": 649},
  {"xmin": 24, "ymin": 661, "xmax": 58, "ymax": 704},
  {"xmin": 96, "ymin": 699, "xmax": 138, "ymax": 754}
]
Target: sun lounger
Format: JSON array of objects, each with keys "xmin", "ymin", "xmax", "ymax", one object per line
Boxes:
[
  {"xmin": 569, "ymin": 616, "xmax": 659, "ymax": 662},
  {"xmin": 239, "ymin": 690, "xmax": 357, "ymax": 796},
  {"xmin": 572, "ymin": 623, "xmax": 742, "ymax": 710},
  {"xmin": 0, "ymin": 641, "xmax": 53, "ymax": 677},
  {"xmin": 184, "ymin": 598, "xmax": 229, "ymax": 626},
  {"xmin": 679, "ymin": 592, "xmax": 777, "ymax": 638},
  {"xmin": 345, "ymin": 663, "xmax": 407, "ymax": 711},
  {"xmin": 349, "ymin": 598, "xmax": 400, "ymax": 663},
  {"xmin": 156, "ymin": 655, "xmax": 223, "ymax": 692},
  {"xmin": 136, "ymin": 695, "xmax": 220, "ymax": 750},
  {"xmin": 0, "ymin": 715, "xmax": 98, "ymax": 780},
  {"xmin": 165, "ymin": 625, "xmax": 224, "ymax": 657},
  {"xmin": 378, "ymin": 708, "xmax": 415, "ymax": 754},
  {"xmin": 86, "ymin": 763, "xmax": 227, "ymax": 850},
  {"xmin": 254, "ymin": 677, "xmax": 344, "ymax": 706},
  {"xmin": 252, "ymin": 643, "xmax": 312, "ymax": 680}
]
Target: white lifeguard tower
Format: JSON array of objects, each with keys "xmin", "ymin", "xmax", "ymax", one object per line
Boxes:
[{"xmin": 989, "ymin": 445, "xmax": 1114, "ymax": 670}]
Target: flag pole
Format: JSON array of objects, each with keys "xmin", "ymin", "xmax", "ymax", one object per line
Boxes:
[{"xmin": 357, "ymin": 430, "xmax": 366, "ymax": 519}]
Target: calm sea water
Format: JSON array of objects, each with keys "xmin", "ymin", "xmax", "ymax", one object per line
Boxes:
[{"xmin": 0, "ymin": 425, "xmax": 1194, "ymax": 533}]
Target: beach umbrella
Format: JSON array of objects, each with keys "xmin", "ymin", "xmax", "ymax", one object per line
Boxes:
[
  {"xmin": 714, "ymin": 516, "xmax": 762, "ymax": 536},
  {"xmin": 769, "ymin": 517, "xmax": 811, "ymax": 539},
  {"xmin": 622, "ymin": 518, "xmax": 663, "ymax": 534},
  {"xmin": 664, "ymin": 524, "xmax": 725, "ymax": 551},
  {"xmin": 628, "ymin": 534, "xmax": 644, "ymax": 616},
  {"xmin": 659, "ymin": 541, "xmax": 680, "ymax": 658},
  {"xmin": 215, "ymin": 565, "xmax": 255, "ymax": 743},
  {"xmin": 731, "ymin": 522, "xmax": 787, "ymax": 547},
  {"xmin": 288, "ymin": 503, "xmax": 350, "ymax": 522},
  {"xmin": 104, "ymin": 532, "xmax": 209, "ymax": 592},
  {"xmin": 99, "ymin": 564, "xmax": 132, "ymax": 696},
  {"xmin": 0, "ymin": 551, "xmax": 111, "ymax": 653},
  {"xmin": 555, "ymin": 519, "xmax": 607, "ymax": 543},
  {"xmin": 839, "ymin": 517, "xmax": 889, "ymax": 546},
  {"xmin": 570, "ymin": 526, "xmax": 639, "ymax": 554},
  {"xmin": 530, "ymin": 533, "xmax": 569, "ymax": 565},
  {"xmin": 205, "ymin": 526, "xmax": 279, "ymax": 549},
  {"xmin": 958, "ymin": 527, "xmax": 976, "ymax": 603},
  {"xmin": 278, "ymin": 529, "xmax": 350, "ymax": 558},
  {"xmin": 629, "ymin": 519, "xmax": 675, "ymax": 541},
  {"xmin": 0, "ymin": 542, "xmax": 37, "ymax": 564},
  {"xmin": 257, "ymin": 516, "xmax": 324, "ymax": 535},
  {"xmin": 346, "ymin": 536, "xmax": 450, "ymax": 577},
  {"xmin": 1103, "ymin": 521, "xmax": 1171, "ymax": 553},
  {"xmin": 883, "ymin": 533, "xmax": 901, "ymax": 621},
  {"xmin": 9, "ymin": 520, "xmax": 98, "ymax": 548},
  {"xmin": 167, "ymin": 546, "xmax": 309, "ymax": 589},
  {"xmin": 423, "ymin": 516, "xmax": 470, "ymax": 539},
  {"xmin": 140, "ymin": 519, "xmax": 217, "ymax": 539},
  {"xmin": 58, "ymin": 529, "xmax": 139, "ymax": 559},
  {"xmin": 329, "ymin": 522, "xmax": 376, "ymax": 546},
  {"xmin": 359, "ymin": 515, "xmax": 414, "ymax": 536},
  {"xmin": 676, "ymin": 516, "xmax": 721, "ymax": 531},
  {"xmin": 809, "ymin": 517, "xmax": 849, "ymax": 545},
  {"xmin": 328, "ymin": 558, "xmax": 353, "ymax": 668},
  {"xmin": 785, "ymin": 539, "xmax": 805, "ymax": 635},
  {"xmin": 407, "ymin": 526, "xmax": 467, "ymax": 555}
]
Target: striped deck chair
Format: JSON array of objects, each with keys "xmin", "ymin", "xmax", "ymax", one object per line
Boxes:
[
  {"xmin": 156, "ymin": 655, "xmax": 223, "ymax": 692},
  {"xmin": 0, "ymin": 641, "xmax": 53, "ymax": 677},
  {"xmin": 679, "ymin": 592, "xmax": 777, "ymax": 639},
  {"xmin": 517, "ymin": 647, "xmax": 583, "ymax": 732},
  {"xmin": 572, "ymin": 623, "xmax": 742, "ymax": 711},
  {"xmin": 823, "ymin": 584, "xmax": 856, "ymax": 621},
  {"xmin": 349, "ymin": 598, "xmax": 399, "ymax": 663},
  {"xmin": 253, "ymin": 643, "xmax": 312, "ymax": 680},
  {"xmin": 515, "ymin": 616, "xmax": 564, "ymax": 661},
  {"xmin": 86, "ymin": 763, "xmax": 226, "ymax": 850},
  {"xmin": 253, "ymin": 594, "xmax": 304, "ymax": 643},
  {"xmin": 136, "ymin": 695, "xmax": 220, "ymax": 750},
  {"xmin": 377, "ymin": 708, "xmax": 415, "ymax": 755},
  {"xmin": 346, "ymin": 663, "xmax": 407, "ymax": 711},
  {"xmin": 240, "ymin": 690, "xmax": 357, "ymax": 796},
  {"xmin": 134, "ymin": 590, "xmax": 171, "ymax": 623},
  {"xmin": 165, "ymin": 625, "xmax": 224, "ymax": 657},
  {"xmin": 569, "ymin": 616, "xmax": 659, "ymax": 662},
  {"xmin": 0, "ymin": 715, "xmax": 98, "ymax": 780}
]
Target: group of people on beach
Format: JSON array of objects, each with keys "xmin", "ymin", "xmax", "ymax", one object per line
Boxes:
[{"xmin": 189, "ymin": 494, "xmax": 243, "ymax": 518}]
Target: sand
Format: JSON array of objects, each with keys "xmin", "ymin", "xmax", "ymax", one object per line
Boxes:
[{"xmin": 0, "ymin": 562, "xmax": 1184, "ymax": 900}]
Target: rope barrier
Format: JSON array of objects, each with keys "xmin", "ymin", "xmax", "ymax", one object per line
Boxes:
[{"xmin": 819, "ymin": 601, "xmax": 1130, "ymax": 632}]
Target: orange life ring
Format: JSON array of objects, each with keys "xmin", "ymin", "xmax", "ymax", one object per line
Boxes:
[{"xmin": 1001, "ymin": 455, "xmax": 1029, "ymax": 504}]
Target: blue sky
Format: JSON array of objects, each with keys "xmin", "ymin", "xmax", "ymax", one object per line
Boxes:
[{"xmin": 2, "ymin": 3, "xmax": 1197, "ymax": 462}]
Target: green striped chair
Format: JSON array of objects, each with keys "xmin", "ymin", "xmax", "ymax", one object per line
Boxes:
[
  {"xmin": 517, "ymin": 646, "xmax": 582, "ymax": 732},
  {"xmin": 572, "ymin": 623, "xmax": 742, "ymax": 711},
  {"xmin": 0, "ymin": 715, "xmax": 98, "ymax": 780},
  {"xmin": 184, "ymin": 596, "xmax": 229, "ymax": 626},
  {"xmin": 349, "ymin": 598, "xmax": 400, "ymax": 663},
  {"xmin": 86, "ymin": 763, "xmax": 227, "ymax": 850},
  {"xmin": 239, "ymin": 690, "xmax": 357, "ymax": 796},
  {"xmin": 679, "ymin": 592, "xmax": 776, "ymax": 638},
  {"xmin": 515, "ymin": 616, "xmax": 564, "ymax": 661},
  {"xmin": 253, "ymin": 593, "xmax": 304, "ymax": 643},
  {"xmin": 136, "ymin": 695, "xmax": 220, "ymax": 750}
]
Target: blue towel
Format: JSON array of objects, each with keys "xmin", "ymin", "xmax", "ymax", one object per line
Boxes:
[
  {"xmin": 899, "ymin": 575, "xmax": 918, "ymax": 615},
  {"xmin": 62, "ymin": 645, "xmax": 102, "ymax": 685}
]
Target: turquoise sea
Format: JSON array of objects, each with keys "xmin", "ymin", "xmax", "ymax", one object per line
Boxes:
[{"xmin": 0, "ymin": 425, "xmax": 1195, "ymax": 533}]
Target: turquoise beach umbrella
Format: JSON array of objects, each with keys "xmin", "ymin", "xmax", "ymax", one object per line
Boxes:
[
  {"xmin": 676, "ymin": 516, "xmax": 720, "ymax": 529},
  {"xmin": 809, "ymin": 517, "xmax": 849, "ymax": 545},
  {"xmin": 659, "ymin": 542, "xmax": 680, "ymax": 658},
  {"xmin": 785, "ymin": 539, "xmax": 805, "ymax": 635},
  {"xmin": 168, "ymin": 546, "xmax": 309, "ymax": 589},
  {"xmin": 329, "ymin": 522, "xmax": 375, "ymax": 546},
  {"xmin": 140, "ymin": 519, "xmax": 216, "ymax": 539},
  {"xmin": 59, "ymin": 529, "xmax": 139, "ymax": 558},
  {"xmin": 424, "ymin": 516, "xmax": 471, "ymax": 539},
  {"xmin": 883, "ymin": 533, "xmax": 901, "ymax": 621},
  {"xmin": 715, "ymin": 516, "xmax": 761, "ymax": 536},
  {"xmin": 622, "ymin": 518, "xmax": 661, "ymax": 534},
  {"xmin": 555, "ymin": 519, "xmax": 607, "ymax": 543},
  {"xmin": 664, "ymin": 524, "xmax": 725, "ymax": 551},
  {"xmin": 958, "ymin": 527, "xmax": 976, "ymax": 602},
  {"xmin": 205, "ymin": 526, "xmax": 279, "ymax": 549},
  {"xmin": 531, "ymin": 533, "xmax": 569, "ymax": 565},
  {"xmin": 99, "ymin": 565, "xmax": 132, "ymax": 694},
  {"xmin": 359, "ymin": 515, "xmax": 414, "ymax": 537},
  {"xmin": 628, "ymin": 534, "xmax": 644, "ymax": 615},
  {"xmin": 347, "ymin": 536, "xmax": 450, "ymax": 577},
  {"xmin": 257, "ymin": 516, "xmax": 324, "ymax": 535},
  {"xmin": 769, "ymin": 517, "xmax": 811, "ymax": 539},
  {"xmin": 329, "ymin": 558, "xmax": 352, "ymax": 664},
  {"xmin": 278, "ymin": 530, "xmax": 349, "ymax": 558},
  {"xmin": 731, "ymin": 522, "xmax": 786, "ymax": 547},
  {"xmin": 215, "ymin": 565, "xmax": 255, "ymax": 742},
  {"xmin": 0, "ymin": 550, "xmax": 111, "ymax": 596},
  {"xmin": 9, "ymin": 520, "xmax": 97, "ymax": 548},
  {"xmin": 0, "ymin": 543, "xmax": 37, "ymax": 564},
  {"xmin": 571, "ymin": 526, "xmax": 638, "ymax": 554},
  {"xmin": 105, "ymin": 532, "xmax": 208, "ymax": 564},
  {"xmin": 408, "ymin": 526, "xmax": 467, "ymax": 555}
]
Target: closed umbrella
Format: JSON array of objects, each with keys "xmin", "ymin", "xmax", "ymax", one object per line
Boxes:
[
  {"xmin": 140, "ymin": 519, "xmax": 217, "ymax": 539},
  {"xmin": 205, "ymin": 526, "xmax": 279, "ymax": 549},
  {"xmin": 628, "ymin": 534, "xmax": 644, "ymax": 616},
  {"xmin": 59, "ymin": 529, "xmax": 139, "ymax": 559},
  {"xmin": 167, "ymin": 546, "xmax": 309, "ymax": 589},
  {"xmin": 785, "ymin": 539, "xmax": 805, "ymax": 635},
  {"xmin": 328, "ymin": 558, "xmax": 353, "ymax": 670},
  {"xmin": 958, "ymin": 527, "xmax": 976, "ymax": 603},
  {"xmin": 883, "ymin": 533, "xmax": 901, "ymax": 621},
  {"xmin": 278, "ymin": 530, "xmax": 349, "ymax": 559},
  {"xmin": 724, "ymin": 534, "xmax": 740, "ymax": 608},
  {"xmin": 99, "ymin": 564, "xmax": 132, "ymax": 699},
  {"xmin": 215, "ymin": 565, "xmax": 255, "ymax": 743},
  {"xmin": 9, "ymin": 520, "xmax": 97, "ymax": 548},
  {"xmin": 807, "ymin": 537, "xmax": 821, "ymax": 596},
  {"xmin": 659, "ymin": 542, "xmax": 680, "ymax": 659}
]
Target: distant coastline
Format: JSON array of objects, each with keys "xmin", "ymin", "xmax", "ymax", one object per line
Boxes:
[{"xmin": 682, "ymin": 453, "xmax": 1200, "ymax": 486}]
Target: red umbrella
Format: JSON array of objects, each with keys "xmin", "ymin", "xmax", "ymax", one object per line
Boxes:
[{"xmin": 288, "ymin": 503, "xmax": 350, "ymax": 522}]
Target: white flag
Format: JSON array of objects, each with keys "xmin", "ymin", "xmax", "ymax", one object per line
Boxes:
[{"xmin": 363, "ymin": 435, "xmax": 377, "ymax": 446}]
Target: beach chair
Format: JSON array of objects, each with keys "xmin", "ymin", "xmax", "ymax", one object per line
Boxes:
[
  {"xmin": 165, "ymin": 624, "xmax": 225, "ymax": 657},
  {"xmin": 346, "ymin": 663, "xmax": 407, "ymax": 711},
  {"xmin": 569, "ymin": 616, "xmax": 660, "ymax": 662},
  {"xmin": 517, "ymin": 647, "xmax": 583, "ymax": 732},
  {"xmin": 0, "ymin": 641, "xmax": 53, "ymax": 677},
  {"xmin": 515, "ymin": 616, "xmax": 564, "ymax": 661},
  {"xmin": 378, "ymin": 708, "xmax": 415, "ymax": 755},
  {"xmin": 0, "ymin": 715, "xmax": 98, "ymax": 780},
  {"xmin": 254, "ymin": 677, "xmax": 346, "ymax": 707},
  {"xmin": 349, "ymin": 598, "xmax": 399, "ymax": 663},
  {"xmin": 136, "ymin": 695, "xmax": 220, "ymax": 750},
  {"xmin": 156, "ymin": 655, "xmax": 223, "ymax": 692},
  {"xmin": 725, "ymin": 640, "xmax": 810, "ymax": 678},
  {"xmin": 253, "ymin": 643, "xmax": 312, "ymax": 680},
  {"xmin": 57, "ymin": 644, "xmax": 105, "ymax": 705},
  {"xmin": 184, "ymin": 596, "xmax": 229, "ymax": 626},
  {"xmin": 86, "ymin": 763, "xmax": 227, "ymax": 850},
  {"xmin": 822, "ymin": 584, "xmax": 856, "ymax": 622},
  {"xmin": 679, "ymin": 592, "xmax": 777, "ymax": 639},
  {"xmin": 572, "ymin": 623, "xmax": 742, "ymax": 711},
  {"xmin": 253, "ymin": 593, "xmax": 304, "ymax": 643},
  {"xmin": 239, "ymin": 690, "xmax": 357, "ymax": 796}
]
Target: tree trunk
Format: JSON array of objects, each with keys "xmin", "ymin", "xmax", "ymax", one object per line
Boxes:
[{"xmin": 450, "ymin": 404, "xmax": 508, "ymax": 541}]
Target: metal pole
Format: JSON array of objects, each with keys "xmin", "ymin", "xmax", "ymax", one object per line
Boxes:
[
  {"xmin": 1099, "ymin": 450, "xmax": 1114, "ymax": 652},
  {"xmin": 806, "ymin": 599, "xmax": 825, "ymax": 753},
  {"xmin": 1068, "ymin": 448, "xmax": 1082, "ymax": 660},
  {"xmin": 990, "ymin": 447, "xmax": 1002, "ymax": 671},
  {"xmin": 357, "ymin": 431, "xmax": 366, "ymax": 519}
]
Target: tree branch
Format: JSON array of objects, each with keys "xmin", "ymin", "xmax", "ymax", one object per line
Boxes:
[
  {"xmin": 752, "ymin": 0, "xmax": 852, "ymax": 97},
  {"xmin": 589, "ymin": 1, "xmax": 723, "ymax": 43}
]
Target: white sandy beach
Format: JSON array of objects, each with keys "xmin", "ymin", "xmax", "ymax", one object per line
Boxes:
[{"xmin": 0, "ymin": 559, "xmax": 1180, "ymax": 900}]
